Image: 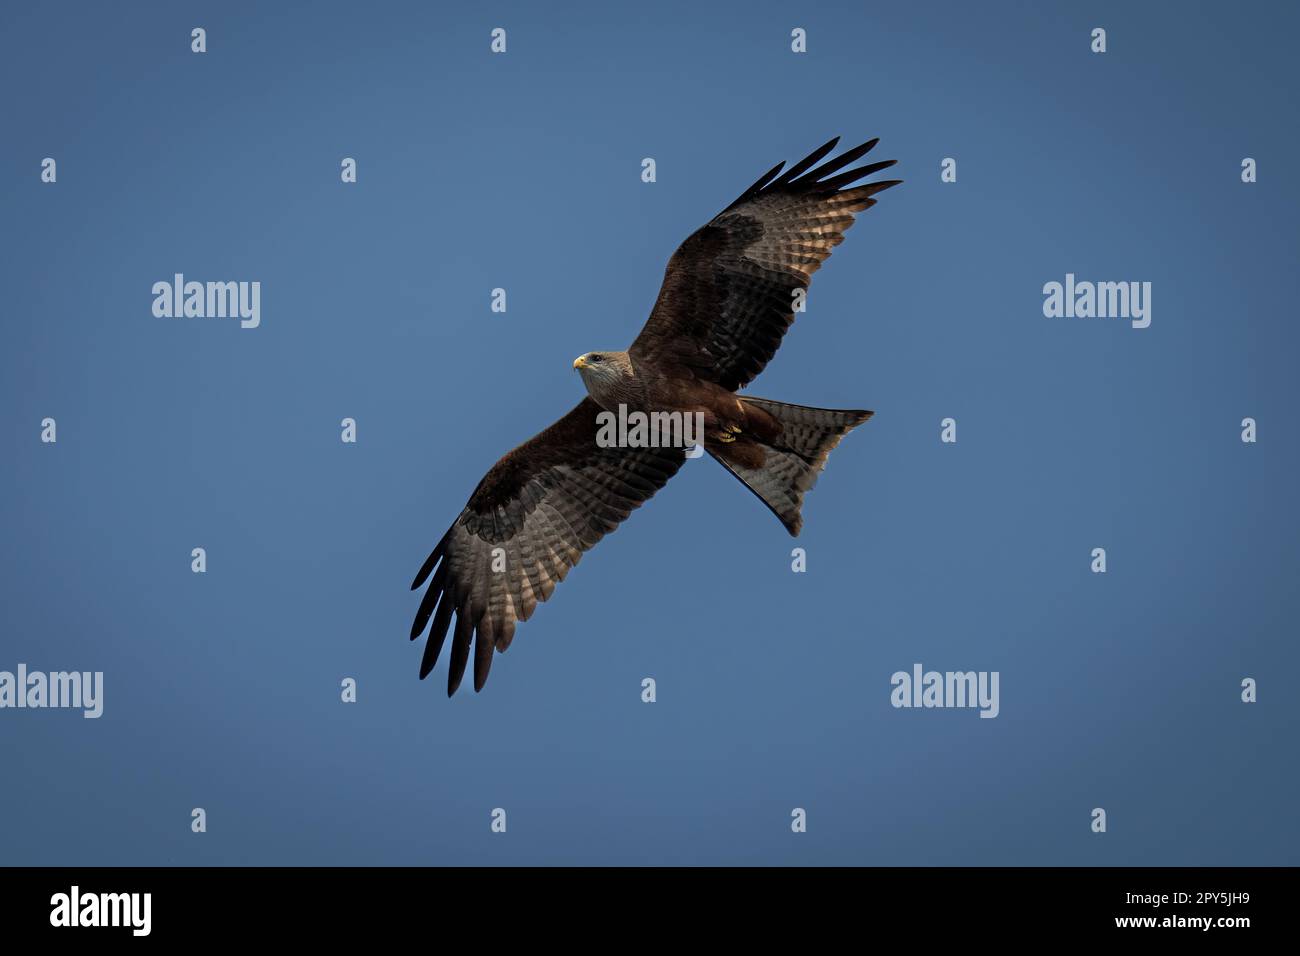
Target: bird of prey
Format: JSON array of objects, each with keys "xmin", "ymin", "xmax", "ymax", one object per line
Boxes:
[{"xmin": 410, "ymin": 137, "xmax": 901, "ymax": 695}]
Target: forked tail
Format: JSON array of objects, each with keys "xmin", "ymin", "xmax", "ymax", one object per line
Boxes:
[{"xmin": 706, "ymin": 397, "xmax": 872, "ymax": 536}]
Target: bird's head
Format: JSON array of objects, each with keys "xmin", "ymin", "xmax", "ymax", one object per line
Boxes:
[{"xmin": 572, "ymin": 350, "xmax": 633, "ymax": 394}]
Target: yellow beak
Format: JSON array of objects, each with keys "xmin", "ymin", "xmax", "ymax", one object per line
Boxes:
[{"xmin": 573, "ymin": 355, "xmax": 587, "ymax": 370}]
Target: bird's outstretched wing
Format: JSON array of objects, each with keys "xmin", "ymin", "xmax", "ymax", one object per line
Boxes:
[
  {"xmin": 409, "ymin": 398, "xmax": 684, "ymax": 696},
  {"xmin": 630, "ymin": 137, "xmax": 901, "ymax": 391}
]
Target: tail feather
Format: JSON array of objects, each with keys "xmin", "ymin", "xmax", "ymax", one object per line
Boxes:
[{"xmin": 708, "ymin": 397, "xmax": 871, "ymax": 535}]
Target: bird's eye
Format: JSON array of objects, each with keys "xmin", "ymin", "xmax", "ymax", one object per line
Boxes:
[{"xmin": 590, "ymin": 354, "xmax": 601, "ymax": 362}]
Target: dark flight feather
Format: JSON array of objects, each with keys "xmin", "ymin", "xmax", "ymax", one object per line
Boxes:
[
  {"xmin": 631, "ymin": 138, "xmax": 902, "ymax": 392},
  {"xmin": 769, "ymin": 136, "xmax": 841, "ymax": 188},
  {"xmin": 410, "ymin": 398, "xmax": 684, "ymax": 694}
]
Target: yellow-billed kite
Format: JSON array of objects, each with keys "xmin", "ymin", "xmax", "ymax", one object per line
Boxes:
[{"xmin": 410, "ymin": 137, "xmax": 901, "ymax": 694}]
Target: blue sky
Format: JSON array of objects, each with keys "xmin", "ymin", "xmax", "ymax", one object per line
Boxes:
[{"xmin": 1, "ymin": 0, "xmax": 1296, "ymax": 865}]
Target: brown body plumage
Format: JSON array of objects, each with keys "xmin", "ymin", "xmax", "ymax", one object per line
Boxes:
[{"xmin": 410, "ymin": 137, "xmax": 901, "ymax": 695}]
